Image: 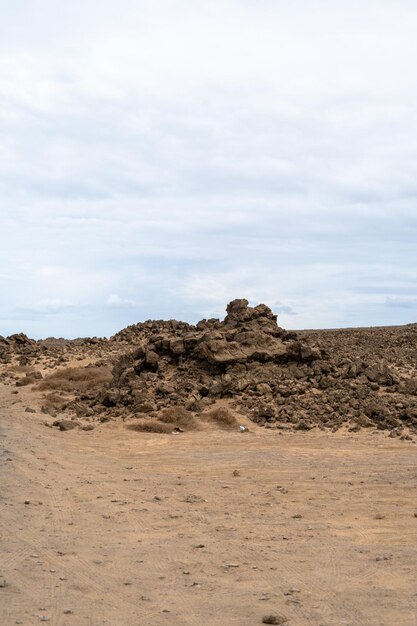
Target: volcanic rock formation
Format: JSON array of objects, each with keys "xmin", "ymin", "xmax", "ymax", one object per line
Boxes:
[
  {"xmin": 86, "ymin": 299, "xmax": 417, "ymax": 434},
  {"xmin": 2, "ymin": 298, "xmax": 417, "ymax": 436}
]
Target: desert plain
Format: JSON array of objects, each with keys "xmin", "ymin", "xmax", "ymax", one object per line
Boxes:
[{"xmin": 1, "ymin": 299, "xmax": 416, "ymax": 625}]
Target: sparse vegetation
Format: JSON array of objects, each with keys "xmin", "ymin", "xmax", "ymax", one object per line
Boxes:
[
  {"xmin": 158, "ymin": 406, "xmax": 198, "ymax": 429},
  {"xmin": 127, "ymin": 420, "xmax": 174, "ymax": 434},
  {"xmin": 203, "ymin": 407, "xmax": 237, "ymax": 428},
  {"xmin": 37, "ymin": 366, "xmax": 112, "ymax": 394}
]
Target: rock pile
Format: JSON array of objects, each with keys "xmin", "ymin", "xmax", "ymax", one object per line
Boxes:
[
  {"xmin": 0, "ymin": 333, "xmax": 38, "ymax": 365},
  {"xmin": 4, "ymin": 299, "xmax": 416, "ymax": 436},
  {"xmin": 82, "ymin": 299, "xmax": 417, "ymax": 435}
]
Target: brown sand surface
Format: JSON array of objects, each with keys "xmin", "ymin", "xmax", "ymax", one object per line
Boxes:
[{"xmin": 1, "ymin": 384, "xmax": 416, "ymax": 626}]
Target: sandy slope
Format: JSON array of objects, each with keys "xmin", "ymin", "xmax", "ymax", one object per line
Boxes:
[{"xmin": 1, "ymin": 383, "xmax": 416, "ymax": 626}]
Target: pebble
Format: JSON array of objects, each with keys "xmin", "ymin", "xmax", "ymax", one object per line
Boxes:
[
  {"xmin": 259, "ymin": 593, "xmax": 271, "ymax": 601},
  {"xmin": 262, "ymin": 615, "xmax": 287, "ymax": 625}
]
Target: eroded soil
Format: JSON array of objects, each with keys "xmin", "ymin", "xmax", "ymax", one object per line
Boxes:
[{"xmin": 1, "ymin": 382, "xmax": 416, "ymax": 626}]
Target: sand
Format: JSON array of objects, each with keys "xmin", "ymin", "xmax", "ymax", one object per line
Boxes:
[{"xmin": 1, "ymin": 382, "xmax": 416, "ymax": 626}]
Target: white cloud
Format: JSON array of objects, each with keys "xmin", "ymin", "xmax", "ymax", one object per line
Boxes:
[
  {"xmin": 1, "ymin": 1, "xmax": 417, "ymax": 336},
  {"xmin": 106, "ymin": 294, "xmax": 136, "ymax": 308}
]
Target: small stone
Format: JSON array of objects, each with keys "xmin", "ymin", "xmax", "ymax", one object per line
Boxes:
[
  {"xmin": 24, "ymin": 500, "xmax": 31, "ymax": 505},
  {"xmin": 259, "ymin": 593, "xmax": 271, "ymax": 601},
  {"xmin": 0, "ymin": 577, "xmax": 6, "ymax": 588},
  {"xmin": 262, "ymin": 615, "xmax": 288, "ymax": 625},
  {"xmin": 63, "ymin": 609, "xmax": 73, "ymax": 615},
  {"xmin": 184, "ymin": 494, "xmax": 205, "ymax": 503},
  {"xmin": 292, "ymin": 514, "xmax": 302, "ymax": 519}
]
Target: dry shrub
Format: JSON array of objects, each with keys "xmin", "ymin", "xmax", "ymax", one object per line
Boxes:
[
  {"xmin": 38, "ymin": 366, "xmax": 111, "ymax": 394},
  {"xmin": 127, "ymin": 420, "xmax": 173, "ymax": 434},
  {"xmin": 158, "ymin": 406, "xmax": 198, "ymax": 429},
  {"xmin": 203, "ymin": 407, "xmax": 237, "ymax": 428}
]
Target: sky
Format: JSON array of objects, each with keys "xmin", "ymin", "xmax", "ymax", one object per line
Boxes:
[{"xmin": 1, "ymin": 0, "xmax": 417, "ymax": 338}]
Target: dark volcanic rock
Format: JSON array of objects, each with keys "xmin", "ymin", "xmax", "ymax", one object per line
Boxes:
[
  {"xmin": 30, "ymin": 299, "xmax": 416, "ymax": 435},
  {"xmin": 90, "ymin": 299, "xmax": 327, "ymax": 423}
]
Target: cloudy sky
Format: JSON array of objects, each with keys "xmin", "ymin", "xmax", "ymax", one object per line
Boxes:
[{"xmin": 1, "ymin": 0, "xmax": 417, "ymax": 338}]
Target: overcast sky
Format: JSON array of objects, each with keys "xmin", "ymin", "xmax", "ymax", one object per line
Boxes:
[{"xmin": 1, "ymin": 0, "xmax": 417, "ymax": 338}]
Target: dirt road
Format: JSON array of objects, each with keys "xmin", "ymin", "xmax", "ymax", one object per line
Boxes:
[{"xmin": 1, "ymin": 389, "xmax": 416, "ymax": 625}]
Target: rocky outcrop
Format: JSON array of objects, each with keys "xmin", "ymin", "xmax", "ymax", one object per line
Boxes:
[
  {"xmin": 82, "ymin": 300, "xmax": 416, "ymax": 434},
  {"xmin": 6, "ymin": 299, "xmax": 416, "ymax": 436}
]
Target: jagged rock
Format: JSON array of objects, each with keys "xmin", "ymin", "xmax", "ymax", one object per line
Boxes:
[
  {"xmin": 53, "ymin": 419, "xmax": 80, "ymax": 431},
  {"xmin": 403, "ymin": 379, "xmax": 417, "ymax": 395},
  {"xmin": 35, "ymin": 299, "xmax": 415, "ymax": 435}
]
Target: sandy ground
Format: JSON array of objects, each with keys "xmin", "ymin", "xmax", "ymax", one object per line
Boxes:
[{"xmin": 1, "ymin": 386, "xmax": 416, "ymax": 626}]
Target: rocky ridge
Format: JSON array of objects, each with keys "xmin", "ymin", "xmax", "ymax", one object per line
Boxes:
[
  {"xmin": 90, "ymin": 299, "xmax": 417, "ymax": 435},
  {"xmin": 1, "ymin": 299, "xmax": 417, "ymax": 436}
]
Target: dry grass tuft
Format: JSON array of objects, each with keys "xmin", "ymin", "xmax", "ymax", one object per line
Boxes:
[
  {"xmin": 158, "ymin": 406, "xmax": 198, "ymax": 429},
  {"xmin": 38, "ymin": 366, "xmax": 111, "ymax": 394},
  {"xmin": 127, "ymin": 420, "xmax": 174, "ymax": 434},
  {"xmin": 203, "ymin": 407, "xmax": 237, "ymax": 428}
]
